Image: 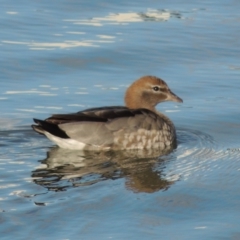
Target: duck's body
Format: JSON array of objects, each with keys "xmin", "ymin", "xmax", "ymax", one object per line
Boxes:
[{"xmin": 32, "ymin": 76, "xmax": 182, "ymax": 150}]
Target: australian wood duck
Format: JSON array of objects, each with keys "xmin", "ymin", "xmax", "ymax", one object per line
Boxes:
[{"xmin": 32, "ymin": 76, "xmax": 183, "ymax": 150}]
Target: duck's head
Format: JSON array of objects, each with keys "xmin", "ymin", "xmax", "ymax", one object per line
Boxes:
[{"xmin": 124, "ymin": 76, "xmax": 183, "ymax": 111}]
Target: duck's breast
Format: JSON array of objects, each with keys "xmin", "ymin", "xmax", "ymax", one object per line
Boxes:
[{"xmin": 107, "ymin": 111, "xmax": 176, "ymax": 150}]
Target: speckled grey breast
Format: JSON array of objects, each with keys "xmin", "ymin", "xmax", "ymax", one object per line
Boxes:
[{"xmin": 110, "ymin": 115, "xmax": 176, "ymax": 150}]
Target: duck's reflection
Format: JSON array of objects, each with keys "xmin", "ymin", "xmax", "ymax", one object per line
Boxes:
[{"xmin": 32, "ymin": 147, "xmax": 176, "ymax": 193}]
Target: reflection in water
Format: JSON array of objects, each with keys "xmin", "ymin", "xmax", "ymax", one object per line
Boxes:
[
  {"xmin": 1, "ymin": 40, "xmax": 102, "ymax": 50},
  {"xmin": 66, "ymin": 10, "xmax": 171, "ymax": 26},
  {"xmin": 32, "ymin": 147, "xmax": 175, "ymax": 193},
  {"xmin": 65, "ymin": 9, "xmax": 182, "ymax": 26},
  {"xmin": 64, "ymin": 9, "xmax": 183, "ymax": 27},
  {"xmin": 2, "ymin": 9, "xmax": 183, "ymax": 50}
]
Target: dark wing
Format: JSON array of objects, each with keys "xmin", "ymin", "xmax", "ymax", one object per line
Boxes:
[
  {"xmin": 32, "ymin": 106, "xmax": 129, "ymax": 137},
  {"xmin": 45, "ymin": 106, "xmax": 133, "ymax": 124}
]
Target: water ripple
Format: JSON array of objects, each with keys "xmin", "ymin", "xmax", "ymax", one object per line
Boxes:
[{"xmin": 164, "ymin": 128, "xmax": 240, "ymax": 182}]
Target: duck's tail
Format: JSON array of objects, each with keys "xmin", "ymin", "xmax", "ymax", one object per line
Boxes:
[{"xmin": 31, "ymin": 118, "xmax": 69, "ymax": 138}]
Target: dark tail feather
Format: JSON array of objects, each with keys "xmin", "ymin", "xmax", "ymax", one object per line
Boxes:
[
  {"xmin": 31, "ymin": 124, "xmax": 45, "ymax": 135},
  {"xmin": 32, "ymin": 118, "xmax": 69, "ymax": 139}
]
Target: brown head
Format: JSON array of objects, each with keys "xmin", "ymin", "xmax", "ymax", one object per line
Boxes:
[{"xmin": 124, "ymin": 76, "xmax": 183, "ymax": 111}]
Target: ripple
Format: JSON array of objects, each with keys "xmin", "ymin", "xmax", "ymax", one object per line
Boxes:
[{"xmin": 164, "ymin": 128, "xmax": 240, "ymax": 182}]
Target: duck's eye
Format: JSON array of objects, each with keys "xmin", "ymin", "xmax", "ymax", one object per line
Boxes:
[{"xmin": 153, "ymin": 86, "xmax": 160, "ymax": 91}]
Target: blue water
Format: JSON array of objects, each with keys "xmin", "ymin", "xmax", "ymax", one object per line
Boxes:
[{"xmin": 1, "ymin": 0, "xmax": 240, "ymax": 239}]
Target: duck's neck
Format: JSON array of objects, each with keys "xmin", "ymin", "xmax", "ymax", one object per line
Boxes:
[
  {"xmin": 125, "ymin": 94, "xmax": 156, "ymax": 112},
  {"xmin": 124, "ymin": 85, "xmax": 155, "ymax": 111}
]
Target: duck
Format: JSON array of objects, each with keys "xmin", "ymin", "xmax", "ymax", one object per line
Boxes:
[{"xmin": 32, "ymin": 76, "xmax": 183, "ymax": 150}]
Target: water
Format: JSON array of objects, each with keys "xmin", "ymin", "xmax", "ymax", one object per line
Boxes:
[{"xmin": 1, "ymin": 0, "xmax": 240, "ymax": 239}]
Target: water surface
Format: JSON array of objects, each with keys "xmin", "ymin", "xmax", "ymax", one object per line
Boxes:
[{"xmin": 1, "ymin": 0, "xmax": 240, "ymax": 239}]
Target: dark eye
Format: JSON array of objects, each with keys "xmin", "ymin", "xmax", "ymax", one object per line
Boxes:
[{"xmin": 153, "ymin": 86, "xmax": 160, "ymax": 91}]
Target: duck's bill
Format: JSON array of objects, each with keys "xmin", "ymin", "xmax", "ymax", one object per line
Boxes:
[{"xmin": 168, "ymin": 90, "xmax": 183, "ymax": 103}]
